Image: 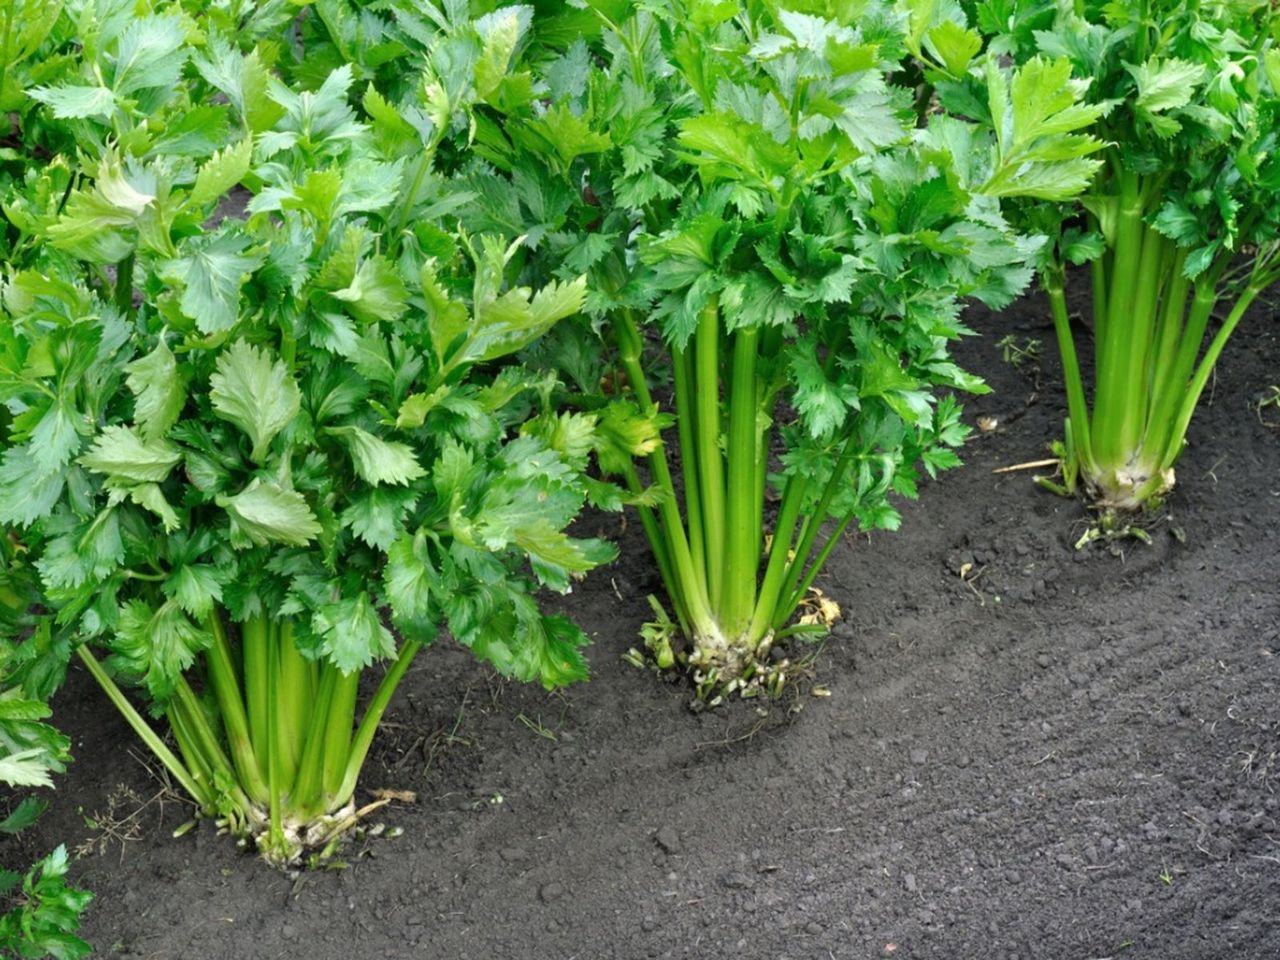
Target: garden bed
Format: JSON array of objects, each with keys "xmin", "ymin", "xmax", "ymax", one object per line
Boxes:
[{"xmin": 4, "ymin": 289, "xmax": 1279, "ymax": 959}]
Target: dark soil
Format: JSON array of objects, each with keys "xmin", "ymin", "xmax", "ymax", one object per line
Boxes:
[{"xmin": 5, "ymin": 288, "xmax": 1280, "ymax": 960}]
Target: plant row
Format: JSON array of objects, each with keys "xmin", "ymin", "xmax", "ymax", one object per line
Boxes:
[{"xmin": 1, "ymin": 0, "xmax": 1276, "ymax": 954}]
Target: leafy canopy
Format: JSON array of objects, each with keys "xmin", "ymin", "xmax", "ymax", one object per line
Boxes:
[
  {"xmin": 0, "ymin": 1, "xmax": 624, "ymax": 703},
  {"xmin": 467, "ymin": 0, "xmax": 1102, "ymax": 536},
  {"xmin": 940, "ymin": 0, "xmax": 1280, "ymax": 286}
]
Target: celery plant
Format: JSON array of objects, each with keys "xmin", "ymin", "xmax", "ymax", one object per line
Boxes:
[
  {"xmin": 2, "ymin": 634, "xmax": 91, "ymax": 960},
  {"xmin": 955, "ymin": 0, "xmax": 1280, "ymax": 517},
  {"xmin": 0, "ymin": 8, "xmax": 94, "ymax": 951},
  {"xmin": 472, "ymin": 1, "xmax": 1102, "ymax": 691},
  {"xmin": 0, "ymin": 6, "xmax": 616, "ymax": 864}
]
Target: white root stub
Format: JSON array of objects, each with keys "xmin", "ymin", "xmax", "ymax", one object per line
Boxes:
[
  {"xmin": 251, "ymin": 800, "xmax": 359, "ymax": 868},
  {"xmin": 1089, "ymin": 463, "xmax": 1175, "ymax": 512}
]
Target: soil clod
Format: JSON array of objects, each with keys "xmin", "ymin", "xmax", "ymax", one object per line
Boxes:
[{"xmin": 654, "ymin": 825, "xmax": 681, "ymax": 855}]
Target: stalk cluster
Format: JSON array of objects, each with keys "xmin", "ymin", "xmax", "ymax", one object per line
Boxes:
[
  {"xmin": 0, "ymin": 4, "xmax": 619, "ymax": 865},
  {"xmin": 476, "ymin": 2, "xmax": 1102, "ymax": 687},
  {"xmin": 944, "ymin": 0, "xmax": 1280, "ymax": 520}
]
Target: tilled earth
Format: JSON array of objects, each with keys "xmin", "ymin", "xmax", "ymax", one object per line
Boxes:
[{"xmin": 4, "ymin": 287, "xmax": 1280, "ymax": 960}]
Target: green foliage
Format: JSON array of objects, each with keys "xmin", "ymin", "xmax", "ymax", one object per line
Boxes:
[
  {"xmin": 979, "ymin": 56, "xmax": 1109, "ymax": 200},
  {"xmin": 0, "ymin": 0, "xmax": 618, "ymax": 863},
  {"xmin": 459, "ymin": 0, "xmax": 1099, "ymax": 685},
  {"xmin": 0, "ymin": 694, "xmax": 67, "ymax": 788},
  {"xmin": 0, "ymin": 846, "xmax": 92, "ymax": 960},
  {"xmin": 955, "ymin": 0, "xmax": 1280, "ymax": 513},
  {"xmin": 1, "ymin": 620, "xmax": 90, "ymax": 960},
  {"xmin": 2, "ymin": 3, "xmax": 617, "ymax": 682}
]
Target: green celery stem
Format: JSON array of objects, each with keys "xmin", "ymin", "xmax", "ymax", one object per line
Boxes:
[
  {"xmin": 204, "ymin": 612, "xmax": 268, "ymax": 804},
  {"xmin": 694, "ymin": 299, "xmax": 726, "ymax": 612},
  {"xmin": 170, "ymin": 679, "xmax": 231, "ymax": 783},
  {"xmin": 747, "ymin": 472, "xmax": 808, "ymax": 645},
  {"xmin": 1142, "ymin": 282, "xmax": 1216, "ymax": 462},
  {"xmin": 671, "ymin": 345, "xmax": 706, "ymax": 588},
  {"xmin": 274, "ymin": 620, "xmax": 308, "ymax": 783},
  {"xmin": 1093, "ymin": 172, "xmax": 1145, "ymax": 467},
  {"xmin": 612, "ymin": 311, "xmax": 714, "ymax": 635},
  {"xmin": 773, "ymin": 431, "xmax": 859, "ymax": 620},
  {"xmin": 720, "ymin": 326, "xmax": 760, "ymax": 637},
  {"xmin": 265, "ymin": 619, "xmax": 284, "ymax": 847},
  {"xmin": 171, "ymin": 679, "xmax": 255, "ymax": 816},
  {"xmin": 751, "ymin": 389, "xmax": 768, "ymax": 576},
  {"xmin": 322, "ymin": 668, "xmax": 360, "ymax": 803},
  {"xmin": 75, "ymin": 646, "xmax": 212, "ymax": 809},
  {"xmin": 393, "ymin": 148, "xmax": 436, "ymax": 251},
  {"xmin": 166, "ymin": 700, "xmax": 217, "ymax": 804},
  {"xmin": 1160, "ymin": 285, "xmax": 1262, "ymax": 471},
  {"xmin": 1115, "ymin": 227, "xmax": 1167, "ymax": 454},
  {"xmin": 1044, "ymin": 271, "xmax": 1095, "ymax": 474},
  {"xmin": 780, "ymin": 515, "xmax": 854, "ymax": 625},
  {"xmin": 292, "ymin": 665, "xmax": 338, "ymax": 817},
  {"xmin": 1147, "ymin": 249, "xmax": 1190, "ymax": 407},
  {"xmin": 242, "ymin": 616, "xmax": 269, "ymax": 760},
  {"xmin": 1090, "ymin": 250, "xmax": 1108, "ymax": 342},
  {"xmin": 619, "ymin": 461, "xmax": 688, "ymax": 632},
  {"xmin": 334, "ymin": 637, "xmax": 425, "ymax": 810}
]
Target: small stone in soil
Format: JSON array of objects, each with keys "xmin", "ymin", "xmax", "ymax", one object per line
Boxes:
[
  {"xmin": 909, "ymin": 748, "xmax": 929, "ymax": 765},
  {"xmin": 903, "ymin": 873, "xmax": 918, "ymax": 893},
  {"xmin": 654, "ymin": 825, "xmax": 681, "ymax": 855},
  {"xmin": 720, "ymin": 871, "xmax": 753, "ymax": 889},
  {"xmin": 804, "ymin": 921, "xmax": 823, "ymax": 935},
  {"xmin": 539, "ymin": 882, "xmax": 565, "ymax": 903},
  {"xmin": 500, "ymin": 847, "xmax": 527, "ymax": 862}
]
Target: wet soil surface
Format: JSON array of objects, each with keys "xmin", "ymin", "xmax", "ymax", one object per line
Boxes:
[{"xmin": 4, "ymin": 288, "xmax": 1280, "ymax": 960}]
